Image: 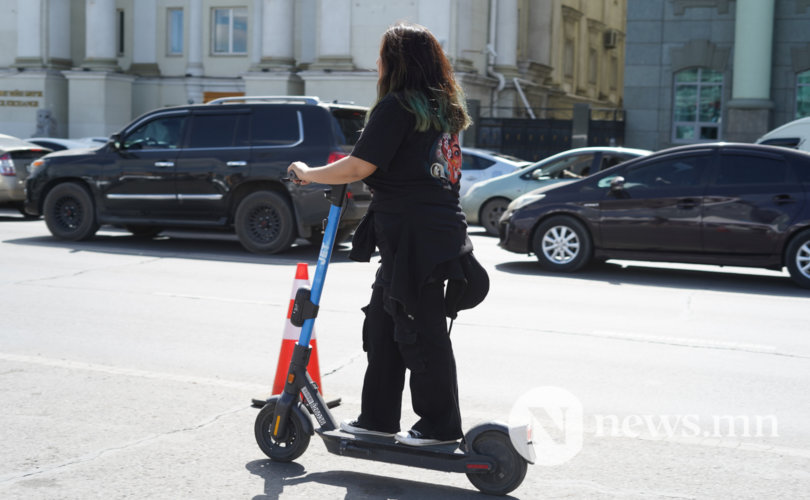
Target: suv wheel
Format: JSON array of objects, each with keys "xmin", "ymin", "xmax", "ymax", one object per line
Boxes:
[
  {"xmin": 43, "ymin": 182, "xmax": 99, "ymax": 241},
  {"xmin": 532, "ymin": 216, "xmax": 592, "ymax": 272},
  {"xmin": 235, "ymin": 190, "xmax": 296, "ymax": 254},
  {"xmin": 785, "ymin": 230, "xmax": 810, "ymax": 288}
]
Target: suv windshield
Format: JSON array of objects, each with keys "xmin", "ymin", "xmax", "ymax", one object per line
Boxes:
[{"xmin": 330, "ymin": 108, "xmax": 366, "ymax": 146}]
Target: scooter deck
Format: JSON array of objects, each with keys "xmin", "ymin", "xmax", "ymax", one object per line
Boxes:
[{"xmin": 316, "ymin": 429, "xmax": 495, "ymax": 474}]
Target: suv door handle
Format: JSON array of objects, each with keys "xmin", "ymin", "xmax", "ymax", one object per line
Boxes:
[
  {"xmin": 154, "ymin": 161, "xmax": 174, "ymax": 168},
  {"xmin": 773, "ymin": 194, "xmax": 795, "ymax": 204},
  {"xmin": 227, "ymin": 161, "xmax": 247, "ymax": 167}
]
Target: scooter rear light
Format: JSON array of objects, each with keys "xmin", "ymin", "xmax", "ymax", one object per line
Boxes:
[
  {"xmin": 0, "ymin": 154, "xmax": 15, "ymax": 176},
  {"xmin": 465, "ymin": 463, "xmax": 492, "ymax": 470}
]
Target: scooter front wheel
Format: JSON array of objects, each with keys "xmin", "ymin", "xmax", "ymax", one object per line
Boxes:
[
  {"xmin": 466, "ymin": 430, "xmax": 528, "ymax": 496},
  {"xmin": 254, "ymin": 397, "xmax": 311, "ymax": 462}
]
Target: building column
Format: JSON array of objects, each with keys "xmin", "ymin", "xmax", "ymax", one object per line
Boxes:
[
  {"xmin": 310, "ymin": 0, "xmax": 353, "ymax": 70},
  {"xmin": 186, "ymin": 0, "xmax": 204, "ymax": 77},
  {"xmin": 65, "ymin": 0, "xmax": 132, "ymax": 137},
  {"xmin": 14, "ymin": 0, "xmax": 44, "ymax": 68},
  {"xmin": 259, "ymin": 0, "xmax": 296, "ymax": 69},
  {"xmin": 130, "ymin": 0, "xmax": 160, "ymax": 76},
  {"xmin": 494, "ymin": 0, "xmax": 519, "ymax": 72},
  {"xmin": 46, "ymin": 0, "xmax": 72, "ymax": 69},
  {"xmin": 726, "ymin": 0, "xmax": 775, "ymax": 141},
  {"xmin": 419, "ymin": 0, "xmax": 451, "ymax": 52},
  {"xmin": 493, "ymin": 0, "xmax": 520, "ymax": 117},
  {"xmin": 243, "ymin": 0, "xmax": 302, "ymax": 95},
  {"xmin": 83, "ymin": 0, "xmax": 119, "ymax": 71},
  {"xmin": 14, "ymin": 0, "xmax": 71, "ymax": 69},
  {"xmin": 185, "ymin": 0, "xmax": 204, "ymax": 103},
  {"xmin": 250, "ymin": 0, "xmax": 263, "ymax": 69},
  {"xmin": 454, "ymin": 0, "xmax": 475, "ymax": 72}
]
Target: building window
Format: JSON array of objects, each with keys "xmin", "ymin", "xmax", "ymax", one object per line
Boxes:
[
  {"xmin": 673, "ymin": 68, "xmax": 723, "ymax": 142},
  {"xmin": 588, "ymin": 47, "xmax": 597, "ymax": 84},
  {"xmin": 168, "ymin": 8, "xmax": 184, "ymax": 55},
  {"xmin": 212, "ymin": 7, "xmax": 247, "ymax": 55},
  {"xmin": 117, "ymin": 9, "xmax": 125, "ymax": 56},
  {"xmin": 798, "ymin": 70, "xmax": 810, "ymax": 118},
  {"xmin": 610, "ymin": 55, "xmax": 618, "ymax": 90},
  {"xmin": 563, "ymin": 39, "xmax": 575, "ymax": 79}
]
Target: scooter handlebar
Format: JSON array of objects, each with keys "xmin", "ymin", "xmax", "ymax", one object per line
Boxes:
[{"xmin": 286, "ymin": 171, "xmax": 347, "ymax": 208}]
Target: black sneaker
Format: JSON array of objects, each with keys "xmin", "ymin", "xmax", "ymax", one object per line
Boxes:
[
  {"xmin": 394, "ymin": 429, "xmax": 458, "ymax": 446},
  {"xmin": 340, "ymin": 419, "xmax": 396, "ymax": 437}
]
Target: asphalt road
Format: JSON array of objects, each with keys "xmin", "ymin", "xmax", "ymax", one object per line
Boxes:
[{"xmin": 1, "ymin": 208, "xmax": 809, "ymax": 499}]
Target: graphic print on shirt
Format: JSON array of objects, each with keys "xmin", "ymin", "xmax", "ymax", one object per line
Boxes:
[{"xmin": 428, "ymin": 133, "xmax": 462, "ymax": 190}]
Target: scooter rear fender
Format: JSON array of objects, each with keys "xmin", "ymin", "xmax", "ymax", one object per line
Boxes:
[{"xmin": 463, "ymin": 421, "xmax": 536, "ymax": 464}]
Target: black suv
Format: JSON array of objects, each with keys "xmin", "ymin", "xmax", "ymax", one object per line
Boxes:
[{"xmin": 24, "ymin": 96, "xmax": 370, "ymax": 253}]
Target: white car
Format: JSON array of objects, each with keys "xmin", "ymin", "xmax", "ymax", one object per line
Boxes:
[
  {"xmin": 755, "ymin": 117, "xmax": 810, "ymax": 152},
  {"xmin": 462, "ymin": 146, "xmax": 652, "ymax": 235},
  {"xmin": 460, "ymin": 148, "xmax": 530, "ymax": 197},
  {"xmin": 27, "ymin": 137, "xmax": 104, "ymax": 151}
]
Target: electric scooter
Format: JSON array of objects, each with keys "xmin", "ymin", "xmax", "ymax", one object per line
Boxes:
[{"xmin": 253, "ymin": 178, "xmax": 535, "ymax": 496}]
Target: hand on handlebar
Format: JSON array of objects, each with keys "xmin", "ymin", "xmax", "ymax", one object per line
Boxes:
[{"xmin": 287, "ymin": 162, "xmax": 310, "ymax": 185}]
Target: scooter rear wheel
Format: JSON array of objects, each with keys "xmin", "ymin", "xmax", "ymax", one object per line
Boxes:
[
  {"xmin": 466, "ymin": 430, "xmax": 528, "ymax": 495},
  {"xmin": 254, "ymin": 398, "xmax": 311, "ymax": 462}
]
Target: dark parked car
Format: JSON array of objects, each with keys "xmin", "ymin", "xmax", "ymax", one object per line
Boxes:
[
  {"xmin": 499, "ymin": 143, "xmax": 810, "ymax": 288},
  {"xmin": 24, "ymin": 96, "xmax": 370, "ymax": 253}
]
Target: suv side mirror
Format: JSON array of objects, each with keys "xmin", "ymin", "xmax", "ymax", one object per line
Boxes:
[{"xmin": 110, "ymin": 133, "xmax": 122, "ymax": 150}]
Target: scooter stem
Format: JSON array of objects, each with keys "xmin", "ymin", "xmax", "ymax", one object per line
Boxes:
[{"xmin": 298, "ymin": 201, "xmax": 342, "ymax": 347}]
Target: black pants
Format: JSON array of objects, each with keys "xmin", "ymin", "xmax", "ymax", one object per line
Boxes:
[{"xmin": 356, "ymin": 281, "xmax": 463, "ymax": 440}]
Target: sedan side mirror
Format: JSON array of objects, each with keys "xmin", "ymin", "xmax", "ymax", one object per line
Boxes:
[{"xmin": 609, "ymin": 176, "xmax": 626, "ymax": 192}]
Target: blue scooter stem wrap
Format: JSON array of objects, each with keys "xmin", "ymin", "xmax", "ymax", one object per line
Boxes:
[{"xmin": 298, "ymin": 202, "xmax": 342, "ymax": 348}]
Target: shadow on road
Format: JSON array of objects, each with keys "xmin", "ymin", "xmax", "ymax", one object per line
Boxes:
[
  {"xmin": 495, "ymin": 259, "xmax": 810, "ymax": 298},
  {"xmin": 5, "ymin": 228, "xmax": 363, "ymax": 265},
  {"xmin": 0, "ymin": 213, "xmax": 38, "ymax": 222},
  {"xmin": 245, "ymin": 459, "xmax": 514, "ymax": 499}
]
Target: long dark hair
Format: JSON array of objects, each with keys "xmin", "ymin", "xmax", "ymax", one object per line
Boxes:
[{"xmin": 373, "ymin": 23, "xmax": 471, "ymax": 134}]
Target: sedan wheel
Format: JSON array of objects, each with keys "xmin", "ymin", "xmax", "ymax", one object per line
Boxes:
[
  {"xmin": 480, "ymin": 198, "xmax": 510, "ymax": 236},
  {"xmin": 532, "ymin": 216, "xmax": 592, "ymax": 272},
  {"xmin": 786, "ymin": 231, "xmax": 810, "ymax": 289}
]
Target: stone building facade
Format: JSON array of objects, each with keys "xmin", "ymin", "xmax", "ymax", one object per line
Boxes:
[
  {"xmin": 0, "ymin": 0, "xmax": 627, "ymax": 141},
  {"xmin": 624, "ymin": 0, "xmax": 810, "ymax": 151}
]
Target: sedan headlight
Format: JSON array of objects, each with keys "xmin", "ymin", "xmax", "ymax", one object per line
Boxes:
[{"xmin": 508, "ymin": 192, "xmax": 546, "ymax": 212}]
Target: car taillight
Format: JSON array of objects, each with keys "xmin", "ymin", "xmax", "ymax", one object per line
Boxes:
[
  {"xmin": 326, "ymin": 151, "xmax": 354, "ymax": 198},
  {"xmin": 0, "ymin": 154, "xmax": 15, "ymax": 176},
  {"xmin": 327, "ymin": 151, "xmax": 347, "ymax": 164}
]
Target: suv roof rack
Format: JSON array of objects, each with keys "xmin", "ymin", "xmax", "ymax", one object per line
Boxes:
[{"xmin": 206, "ymin": 95, "xmax": 321, "ymax": 105}]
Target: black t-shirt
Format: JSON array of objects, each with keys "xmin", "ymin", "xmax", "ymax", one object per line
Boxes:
[
  {"xmin": 348, "ymin": 92, "xmax": 471, "ymax": 317},
  {"xmin": 351, "ymin": 93, "xmax": 462, "ymax": 211}
]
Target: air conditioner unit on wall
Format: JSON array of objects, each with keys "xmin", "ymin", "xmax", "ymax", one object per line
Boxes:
[{"xmin": 603, "ymin": 29, "xmax": 618, "ymax": 49}]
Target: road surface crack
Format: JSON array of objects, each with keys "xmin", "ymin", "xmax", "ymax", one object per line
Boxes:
[{"xmin": 0, "ymin": 405, "xmax": 250, "ymax": 485}]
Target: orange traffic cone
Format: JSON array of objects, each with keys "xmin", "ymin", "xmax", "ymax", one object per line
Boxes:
[{"xmin": 271, "ymin": 262, "xmax": 323, "ymax": 395}]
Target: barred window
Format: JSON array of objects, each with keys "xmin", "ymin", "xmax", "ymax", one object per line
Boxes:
[
  {"xmin": 673, "ymin": 68, "xmax": 723, "ymax": 143},
  {"xmin": 797, "ymin": 70, "xmax": 810, "ymax": 118}
]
